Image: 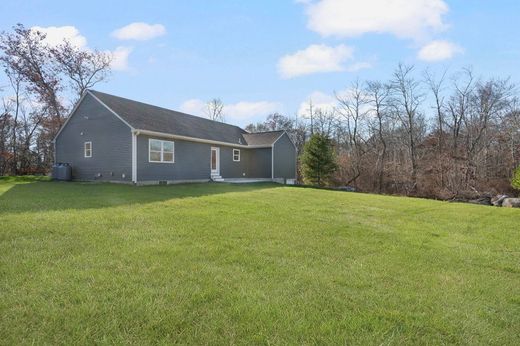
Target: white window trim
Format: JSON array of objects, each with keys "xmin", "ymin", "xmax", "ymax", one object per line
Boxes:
[
  {"xmin": 149, "ymin": 138, "xmax": 175, "ymax": 163},
  {"xmin": 84, "ymin": 141, "xmax": 92, "ymax": 158},
  {"xmin": 233, "ymin": 149, "xmax": 240, "ymax": 162}
]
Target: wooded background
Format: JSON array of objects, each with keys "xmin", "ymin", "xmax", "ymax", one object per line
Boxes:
[
  {"xmin": 247, "ymin": 65, "xmax": 520, "ymax": 199},
  {"xmin": 1, "ymin": 25, "xmax": 519, "ymax": 199}
]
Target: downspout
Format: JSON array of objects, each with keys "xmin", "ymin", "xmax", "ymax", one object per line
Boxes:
[
  {"xmin": 132, "ymin": 131, "xmax": 139, "ymax": 184},
  {"xmin": 271, "ymin": 145, "xmax": 274, "ymax": 180},
  {"xmin": 52, "ymin": 139, "xmax": 56, "ymax": 165}
]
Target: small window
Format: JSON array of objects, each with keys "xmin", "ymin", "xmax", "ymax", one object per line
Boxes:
[
  {"xmin": 233, "ymin": 149, "xmax": 240, "ymax": 162},
  {"xmin": 84, "ymin": 141, "xmax": 92, "ymax": 158},
  {"xmin": 149, "ymin": 139, "xmax": 174, "ymax": 163}
]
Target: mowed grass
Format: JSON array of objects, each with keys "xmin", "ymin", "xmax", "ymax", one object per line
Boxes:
[{"xmin": 0, "ymin": 177, "xmax": 519, "ymax": 345}]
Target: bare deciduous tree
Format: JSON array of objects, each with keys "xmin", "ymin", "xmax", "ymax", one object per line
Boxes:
[
  {"xmin": 424, "ymin": 69, "xmax": 448, "ymax": 188},
  {"xmin": 389, "ymin": 63, "xmax": 424, "ymax": 193},
  {"xmin": 0, "ymin": 24, "xmax": 64, "ymax": 127},
  {"xmin": 336, "ymin": 80, "xmax": 370, "ymax": 186},
  {"xmin": 205, "ymin": 98, "xmax": 224, "ymax": 122},
  {"xmin": 51, "ymin": 41, "xmax": 111, "ymax": 103},
  {"xmin": 366, "ymin": 80, "xmax": 391, "ymax": 192}
]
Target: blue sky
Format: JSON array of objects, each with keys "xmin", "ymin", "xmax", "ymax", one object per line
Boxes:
[{"xmin": 1, "ymin": 0, "xmax": 520, "ymax": 126}]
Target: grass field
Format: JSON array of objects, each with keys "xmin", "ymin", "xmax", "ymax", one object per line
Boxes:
[{"xmin": 1, "ymin": 177, "xmax": 519, "ymax": 345}]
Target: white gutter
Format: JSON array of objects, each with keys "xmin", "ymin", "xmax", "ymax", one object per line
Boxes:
[{"xmin": 135, "ymin": 129, "xmax": 272, "ymax": 149}]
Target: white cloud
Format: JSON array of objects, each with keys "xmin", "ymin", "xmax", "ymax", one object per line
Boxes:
[
  {"xmin": 297, "ymin": 88, "xmax": 376, "ymax": 119},
  {"xmin": 179, "ymin": 99, "xmax": 207, "ymax": 116},
  {"xmin": 297, "ymin": 91, "xmax": 338, "ymax": 117},
  {"xmin": 31, "ymin": 26, "xmax": 87, "ymax": 48},
  {"xmin": 346, "ymin": 61, "xmax": 372, "ymax": 72},
  {"xmin": 109, "ymin": 46, "xmax": 133, "ymax": 71},
  {"xmin": 30, "ymin": 25, "xmax": 135, "ymax": 72},
  {"xmin": 417, "ymin": 40, "xmax": 463, "ymax": 62},
  {"xmin": 278, "ymin": 44, "xmax": 354, "ymax": 78},
  {"xmin": 111, "ymin": 22, "xmax": 166, "ymax": 41},
  {"xmin": 179, "ymin": 99, "xmax": 282, "ymax": 125},
  {"xmin": 226, "ymin": 101, "xmax": 281, "ymax": 122},
  {"xmin": 300, "ymin": 0, "xmax": 449, "ymax": 40}
]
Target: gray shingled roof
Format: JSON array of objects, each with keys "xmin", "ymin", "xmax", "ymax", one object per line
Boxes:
[
  {"xmin": 89, "ymin": 90, "xmax": 257, "ymax": 145},
  {"xmin": 242, "ymin": 131, "xmax": 284, "ymax": 146}
]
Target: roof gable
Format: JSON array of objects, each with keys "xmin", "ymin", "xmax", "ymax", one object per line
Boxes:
[{"xmin": 54, "ymin": 91, "xmax": 133, "ymax": 142}]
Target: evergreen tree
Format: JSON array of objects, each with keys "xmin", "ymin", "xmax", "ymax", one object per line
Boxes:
[
  {"xmin": 300, "ymin": 133, "xmax": 337, "ymax": 186},
  {"xmin": 512, "ymin": 165, "xmax": 520, "ymax": 190}
]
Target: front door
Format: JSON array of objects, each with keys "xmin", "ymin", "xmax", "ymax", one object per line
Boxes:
[{"xmin": 210, "ymin": 147, "xmax": 220, "ymax": 175}]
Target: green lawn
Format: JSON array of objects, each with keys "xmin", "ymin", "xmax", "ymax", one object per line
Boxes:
[{"xmin": 1, "ymin": 177, "xmax": 519, "ymax": 345}]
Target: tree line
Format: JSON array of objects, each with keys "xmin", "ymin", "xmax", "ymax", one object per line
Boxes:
[
  {"xmin": 1, "ymin": 25, "xmax": 519, "ymax": 199},
  {"xmin": 0, "ymin": 24, "xmax": 111, "ymax": 175},
  {"xmin": 246, "ymin": 64, "xmax": 520, "ymax": 198}
]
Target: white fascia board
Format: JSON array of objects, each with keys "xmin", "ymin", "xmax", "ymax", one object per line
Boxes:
[
  {"xmin": 135, "ymin": 129, "xmax": 271, "ymax": 149},
  {"xmin": 54, "ymin": 90, "xmax": 136, "ymax": 142},
  {"xmin": 87, "ymin": 90, "xmax": 135, "ymax": 131},
  {"xmin": 272, "ymin": 130, "xmax": 297, "ymax": 150},
  {"xmin": 53, "ymin": 91, "xmax": 88, "ymax": 142}
]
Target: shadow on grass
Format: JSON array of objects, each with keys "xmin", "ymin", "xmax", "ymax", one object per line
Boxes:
[
  {"xmin": 0, "ymin": 175, "xmax": 51, "ymax": 183},
  {"xmin": 0, "ymin": 180, "xmax": 279, "ymax": 214}
]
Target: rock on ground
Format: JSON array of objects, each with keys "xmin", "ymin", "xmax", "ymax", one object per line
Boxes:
[
  {"xmin": 468, "ymin": 197, "xmax": 492, "ymax": 206},
  {"xmin": 502, "ymin": 198, "xmax": 520, "ymax": 208},
  {"xmin": 491, "ymin": 195, "xmax": 509, "ymax": 206}
]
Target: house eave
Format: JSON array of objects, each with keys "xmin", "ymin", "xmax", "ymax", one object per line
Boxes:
[{"xmin": 133, "ymin": 129, "xmax": 273, "ymax": 148}]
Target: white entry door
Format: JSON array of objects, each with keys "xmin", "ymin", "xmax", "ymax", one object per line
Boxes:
[{"xmin": 211, "ymin": 147, "xmax": 220, "ymax": 175}]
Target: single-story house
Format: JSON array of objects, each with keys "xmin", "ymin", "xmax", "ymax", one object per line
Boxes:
[{"xmin": 54, "ymin": 90, "xmax": 297, "ymax": 184}]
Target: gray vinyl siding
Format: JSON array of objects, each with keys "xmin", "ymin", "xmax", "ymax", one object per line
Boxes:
[
  {"xmin": 220, "ymin": 147, "xmax": 249, "ymax": 178},
  {"xmin": 273, "ymin": 133, "xmax": 296, "ymax": 179},
  {"xmin": 248, "ymin": 148, "xmax": 272, "ymax": 178},
  {"xmin": 136, "ymin": 135, "xmax": 210, "ymax": 181},
  {"xmin": 55, "ymin": 93, "xmax": 132, "ymax": 181},
  {"xmin": 136, "ymin": 136, "xmax": 272, "ymax": 181},
  {"xmin": 221, "ymin": 147, "xmax": 271, "ymax": 179}
]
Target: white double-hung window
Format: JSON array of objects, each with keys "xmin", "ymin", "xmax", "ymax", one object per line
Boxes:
[
  {"xmin": 149, "ymin": 139, "xmax": 175, "ymax": 163},
  {"xmin": 84, "ymin": 141, "xmax": 92, "ymax": 158},
  {"xmin": 233, "ymin": 149, "xmax": 240, "ymax": 162}
]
